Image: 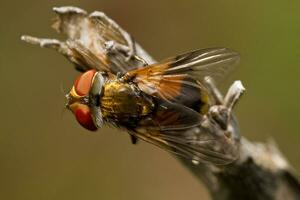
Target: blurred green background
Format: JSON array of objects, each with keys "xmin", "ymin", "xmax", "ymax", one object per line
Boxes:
[{"xmin": 1, "ymin": 0, "xmax": 300, "ymax": 199}]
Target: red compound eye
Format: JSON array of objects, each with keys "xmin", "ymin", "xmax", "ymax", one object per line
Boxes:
[
  {"xmin": 74, "ymin": 104, "xmax": 97, "ymax": 131},
  {"xmin": 74, "ymin": 70, "xmax": 97, "ymax": 96}
]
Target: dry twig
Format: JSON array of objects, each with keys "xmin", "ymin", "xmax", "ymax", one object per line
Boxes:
[{"xmin": 21, "ymin": 6, "xmax": 300, "ymax": 200}]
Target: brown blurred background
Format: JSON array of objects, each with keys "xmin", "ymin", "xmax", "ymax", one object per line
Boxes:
[{"xmin": 1, "ymin": 0, "xmax": 300, "ymax": 199}]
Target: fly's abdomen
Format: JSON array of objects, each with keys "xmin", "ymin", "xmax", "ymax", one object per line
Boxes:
[{"xmin": 172, "ymin": 77, "xmax": 210, "ymax": 115}]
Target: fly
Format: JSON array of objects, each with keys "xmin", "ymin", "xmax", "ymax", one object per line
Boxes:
[{"xmin": 21, "ymin": 6, "xmax": 242, "ymax": 165}]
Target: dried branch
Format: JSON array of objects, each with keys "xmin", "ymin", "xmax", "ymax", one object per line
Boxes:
[{"xmin": 21, "ymin": 6, "xmax": 300, "ymax": 200}]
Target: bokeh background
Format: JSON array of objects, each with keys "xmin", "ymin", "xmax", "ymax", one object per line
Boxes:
[{"xmin": 1, "ymin": 0, "xmax": 300, "ymax": 199}]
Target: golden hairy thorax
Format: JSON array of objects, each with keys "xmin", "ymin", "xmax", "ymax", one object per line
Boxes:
[{"xmin": 100, "ymin": 80, "xmax": 154, "ymax": 125}]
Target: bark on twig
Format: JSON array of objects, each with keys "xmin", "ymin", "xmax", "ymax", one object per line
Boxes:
[{"xmin": 21, "ymin": 6, "xmax": 300, "ymax": 200}]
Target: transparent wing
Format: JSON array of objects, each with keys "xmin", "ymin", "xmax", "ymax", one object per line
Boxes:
[
  {"xmin": 128, "ymin": 48, "xmax": 240, "ymax": 83},
  {"xmin": 67, "ymin": 40, "xmax": 134, "ymax": 74},
  {"xmin": 64, "ymin": 12, "xmax": 144, "ymax": 74},
  {"xmin": 163, "ymin": 48, "xmax": 240, "ymax": 82},
  {"xmin": 126, "ymin": 48, "xmax": 239, "ymax": 103},
  {"xmin": 67, "ymin": 40, "xmax": 111, "ymax": 72},
  {"xmin": 133, "ymin": 131, "xmax": 235, "ymax": 165},
  {"xmin": 133, "ymin": 100, "xmax": 236, "ymax": 165},
  {"xmin": 136, "ymin": 100, "xmax": 203, "ymax": 131}
]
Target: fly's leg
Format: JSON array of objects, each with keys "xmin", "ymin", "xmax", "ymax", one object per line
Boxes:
[
  {"xmin": 130, "ymin": 134, "xmax": 139, "ymax": 144},
  {"xmin": 132, "ymin": 55, "xmax": 148, "ymax": 66}
]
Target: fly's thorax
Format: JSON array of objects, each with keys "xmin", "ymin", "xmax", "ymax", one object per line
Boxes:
[
  {"xmin": 181, "ymin": 80, "xmax": 211, "ymax": 115},
  {"xmin": 100, "ymin": 80, "xmax": 154, "ymax": 124}
]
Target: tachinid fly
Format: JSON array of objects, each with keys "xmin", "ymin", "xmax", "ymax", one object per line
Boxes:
[
  {"xmin": 65, "ymin": 42, "xmax": 240, "ymax": 165},
  {"xmin": 21, "ymin": 6, "xmax": 241, "ymax": 165}
]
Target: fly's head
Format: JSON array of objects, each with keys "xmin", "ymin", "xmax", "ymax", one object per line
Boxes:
[{"xmin": 66, "ymin": 69, "xmax": 106, "ymax": 131}]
